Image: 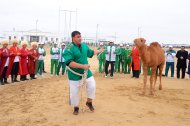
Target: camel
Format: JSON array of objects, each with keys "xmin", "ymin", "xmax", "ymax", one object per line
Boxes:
[{"xmin": 134, "ymin": 38, "xmax": 165, "ymax": 95}]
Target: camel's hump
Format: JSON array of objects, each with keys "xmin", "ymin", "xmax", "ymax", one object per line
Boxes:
[{"xmin": 150, "ymin": 42, "xmax": 161, "ymax": 48}]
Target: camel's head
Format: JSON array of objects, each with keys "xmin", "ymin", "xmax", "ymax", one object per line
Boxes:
[{"xmin": 134, "ymin": 38, "xmax": 146, "ymax": 48}]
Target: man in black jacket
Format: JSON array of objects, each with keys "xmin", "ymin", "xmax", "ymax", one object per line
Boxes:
[{"xmin": 176, "ymin": 46, "xmax": 188, "ymax": 79}]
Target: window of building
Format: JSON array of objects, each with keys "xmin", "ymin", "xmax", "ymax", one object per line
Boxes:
[{"xmin": 21, "ymin": 36, "xmax": 24, "ymax": 41}]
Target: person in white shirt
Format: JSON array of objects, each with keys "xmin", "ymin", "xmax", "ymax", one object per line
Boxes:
[
  {"xmin": 164, "ymin": 45, "xmax": 176, "ymax": 77},
  {"xmin": 50, "ymin": 42, "xmax": 60, "ymax": 75},
  {"xmin": 105, "ymin": 41, "xmax": 116, "ymax": 79},
  {"xmin": 57, "ymin": 43, "xmax": 66, "ymax": 75},
  {"xmin": 36, "ymin": 42, "xmax": 46, "ymax": 76}
]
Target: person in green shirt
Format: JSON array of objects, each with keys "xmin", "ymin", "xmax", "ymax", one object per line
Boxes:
[
  {"xmin": 50, "ymin": 42, "xmax": 60, "ymax": 76},
  {"xmin": 57, "ymin": 43, "xmax": 66, "ymax": 76},
  {"xmin": 97, "ymin": 42, "xmax": 106, "ymax": 73},
  {"xmin": 63, "ymin": 31, "xmax": 104, "ymax": 115},
  {"xmin": 36, "ymin": 42, "xmax": 46, "ymax": 76},
  {"xmin": 114, "ymin": 44, "xmax": 121, "ymax": 73},
  {"xmin": 104, "ymin": 41, "xmax": 116, "ymax": 78},
  {"xmin": 124, "ymin": 45, "xmax": 132, "ymax": 74},
  {"xmin": 119, "ymin": 44, "xmax": 126, "ymax": 73}
]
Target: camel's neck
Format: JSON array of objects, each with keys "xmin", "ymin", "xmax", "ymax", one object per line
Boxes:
[{"xmin": 139, "ymin": 45, "xmax": 148, "ymax": 63}]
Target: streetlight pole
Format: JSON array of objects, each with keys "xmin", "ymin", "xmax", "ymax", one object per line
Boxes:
[{"xmin": 36, "ymin": 19, "xmax": 38, "ymax": 42}]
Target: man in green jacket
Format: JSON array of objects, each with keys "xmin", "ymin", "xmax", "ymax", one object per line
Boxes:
[
  {"xmin": 119, "ymin": 44, "xmax": 126, "ymax": 73},
  {"xmin": 123, "ymin": 45, "xmax": 132, "ymax": 74},
  {"xmin": 97, "ymin": 42, "xmax": 106, "ymax": 73},
  {"xmin": 114, "ymin": 44, "xmax": 121, "ymax": 73},
  {"xmin": 63, "ymin": 31, "xmax": 104, "ymax": 115},
  {"xmin": 57, "ymin": 43, "xmax": 66, "ymax": 76},
  {"xmin": 36, "ymin": 42, "xmax": 46, "ymax": 76},
  {"xmin": 50, "ymin": 42, "xmax": 60, "ymax": 75}
]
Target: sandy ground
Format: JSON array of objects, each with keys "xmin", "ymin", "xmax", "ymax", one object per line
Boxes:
[{"xmin": 0, "ymin": 46, "xmax": 190, "ymax": 126}]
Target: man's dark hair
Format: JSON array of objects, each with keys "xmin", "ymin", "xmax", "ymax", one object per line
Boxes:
[
  {"xmin": 181, "ymin": 46, "xmax": 185, "ymax": 48},
  {"xmin": 71, "ymin": 31, "xmax": 81, "ymax": 38}
]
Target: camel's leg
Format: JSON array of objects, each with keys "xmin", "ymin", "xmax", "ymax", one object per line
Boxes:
[
  {"xmin": 142, "ymin": 65, "xmax": 148, "ymax": 95},
  {"xmin": 159, "ymin": 63, "xmax": 164, "ymax": 90},
  {"xmin": 150, "ymin": 67, "xmax": 157, "ymax": 95},
  {"xmin": 153, "ymin": 67, "xmax": 158, "ymax": 92}
]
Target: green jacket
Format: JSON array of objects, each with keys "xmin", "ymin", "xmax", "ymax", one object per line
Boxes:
[
  {"xmin": 120, "ymin": 48, "xmax": 126, "ymax": 61},
  {"xmin": 97, "ymin": 47, "xmax": 105, "ymax": 60},
  {"xmin": 38, "ymin": 47, "xmax": 46, "ymax": 56},
  {"xmin": 50, "ymin": 46, "xmax": 60, "ymax": 55},
  {"xmin": 124, "ymin": 49, "xmax": 132, "ymax": 61},
  {"xmin": 63, "ymin": 42, "xmax": 94, "ymax": 81}
]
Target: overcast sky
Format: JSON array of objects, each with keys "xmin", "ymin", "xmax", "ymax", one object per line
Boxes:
[{"xmin": 0, "ymin": 0, "xmax": 190, "ymax": 44}]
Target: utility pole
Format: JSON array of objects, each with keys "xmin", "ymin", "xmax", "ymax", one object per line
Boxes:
[
  {"xmin": 58, "ymin": 9, "xmax": 77, "ymax": 42},
  {"xmin": 58, "ymin": 8, "xmax": 60, "ymax": 35},
  {"xmin": 138, "ymin": 27, "xmax": 142, "ymax": 38},
  {"xmin": 96, "ymin": 24, "xmax": 99, "ymax": 47},
  {"xmin": 75, "ymin": 8, "xmax": 78, "ymax": 30},
  {"xmin": 64, "ymin": 11, "xmax": 67, "ymax": 40},
  {"xmin": 115, "ymin": 32, "xmax": 117, "ymax": 42}
]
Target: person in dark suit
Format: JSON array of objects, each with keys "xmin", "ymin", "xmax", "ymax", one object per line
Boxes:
[{"xmin": 176, "ymin": 46, "xmax": 188, "ymax": 79}]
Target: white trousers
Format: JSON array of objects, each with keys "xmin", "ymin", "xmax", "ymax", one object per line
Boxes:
[{"xmin": 69, "ymin": 76, "xmax": 96, "ymax": 107}]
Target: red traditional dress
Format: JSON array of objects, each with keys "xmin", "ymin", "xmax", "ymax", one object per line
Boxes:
[
  {"xmin": 0, "ymin": 50, "xmax": 2, "ymax": 58},
  {"xmin": 0, "ymin": 48, "xmax": 10, "ymax": 77},
  {"xmin": 0, "ymin": 47, "xmax": 10, "ymax": 83},
  {"xmin": 20, "ymin": 48, "xmax": 29, "ymax": 76},
  {"xmin": 130, "ymin": 47, "xmax": 140, "ymax": 70},
  {"xmin": 28, "ymin": 48, "xmax": 39, "ymax": 77},
  {"xmin": 6, "ymin": 46, "xmax": 21, "ymax": 78}
]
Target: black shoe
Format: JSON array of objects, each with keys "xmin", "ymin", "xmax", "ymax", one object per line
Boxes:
[
  {"xmin": 14, "ymin": 80, "xmax": 20, "ymax": 82},
  {"xmin": 32, "ymin": 77, "xmax": 37, "ymax": 79},
  {"xmin": 11, "ymin": 79, "xmax": 14, "ymax": 83},
  {"xmin": 73, "ymin": 107, "xmax": 79, "ymax": 115},
  {"xmin": 43, "ymin": 71, "xmax": 47, "ymax": 73},
  {"xmin": 25, "ymin": 78, "xmax": 29, "ymax": 80},
  {"xmin": 4, "ymin": 79, "xmax": 9, "ymax": 84},
  {"xmin": 0, "ymin": 78, "xmax": 4, "ymax": 85},
  {"xmin": 0, "ymin": 81, "xmax": 4, "ymax": 85},
  {"xmin": 86, "ymin": 102, "xmax": 94, "ymax": 111},
  {"xmin": 20, "ymin": 78, "xmax": 25, "ymax": 81}
]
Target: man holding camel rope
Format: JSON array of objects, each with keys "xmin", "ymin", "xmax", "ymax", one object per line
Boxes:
[{"xmin": 63, "ymin": 31, "xmax": 104, "ymax": 115}]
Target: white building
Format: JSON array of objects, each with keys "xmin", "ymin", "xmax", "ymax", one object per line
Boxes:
[{"xmin": 1, "ymin": 29, "xmax": 66, "ymax": 44}]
